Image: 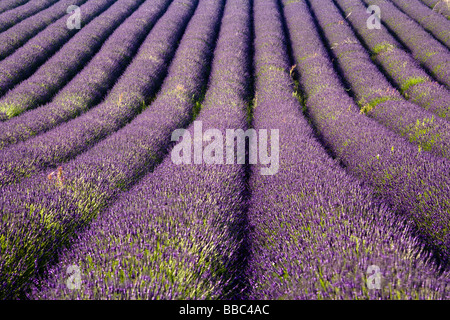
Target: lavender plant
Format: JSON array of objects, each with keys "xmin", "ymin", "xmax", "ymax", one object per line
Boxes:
[
  {"xmin": 0, "ymin": 0, "xmax": 198, "ymax": 186},
  {"xmin": 361, "ymin": 0, "xmax": 450, "ymax": 88},
  {"xmin": 248, "ymin": 0, "xmax": 449, "ymax": 299},
  {"xmin": 282, "ymin": 0, "xmax": 450, "ymax": 267},
  {"xmin": 390, "ymin": 0, "xmax": 450, "ymax": 47},
  {"xmin": 0, "ymin": 0, "xmax": 60, "ymax": 33},
  {"xmin": 0, "ymin": 0, "xmax": 31, "ymax": 15},
  {"xmin": 0, "ymin": 0, "xmax": 88, "ymax": 61},
  {"xmin": 420, "ymin": 0, "xmax": 450, "ymax": 19},
  {"xmin": 0, "ymin": 0, "xmax": 172, "ymax": 150},
  {"xmin": 0, "ymin": 0, "xmax": 145, "ymax": 120},
  {"xmin": 308, "ymin": 0, "xmax": 450, "ymax": 160},
  {"xmin": 0, "ymin": 0, "xmax": 226, "ymax": 300},
  {"xmin": 334, "ymin": 0, "xmax": 450, "ymax": 120},
  {"xmin": 0, "ymin": 0, "xmax": 448, "ymax": 302},
  {"xmin": 31, "ymin": 0, "xmax": 250, "ymax": 299},
  {"xmin": 0, "ymin": 0, "xmax": 111, "ymax": 98}
]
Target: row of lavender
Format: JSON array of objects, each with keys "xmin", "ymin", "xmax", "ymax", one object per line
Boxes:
[
  {"xmin": 334, "ymin": 0, "xmax": 449, "ymax": 120},
  {"xmin": 0, "ymin": 0, "xmax": 196, "ymax": 186},
  {"xmin": 247, "ymin": 0, "xmax": 449, "ymax": 299},
  {"xmin": 307, "ymin": 0, "xmax": 450, "ymax": 160},
  {"xmin": 0, "ymin": 0, "xmax": 145, "ymax": 120},
  {"xmin": 0, "ymin": 0, "xmax": 448, "ymax": 300},
  {"xmin": 0, "ymin": 0, "xmax": 87, "ymax": 62},
  {"xmin": 420, "ymin": 0, "xmax": 450, "ymax": 19},
  {"xmin": 0, "ymin": 0, "xmax": 171, "ymax": 150},
  {"xmin": 0, "ymin": 0, "xmax": 29, "ymax": 15},
  {"xmin": 361, "ymin": 0, "xmax": 450, "ymax": 88},
  {"xmin": 0, "ymin": 0, "xmax": 60, "ymax": 33},
  {"xmin": 29, "ymin": 0, "xmax": 450, "ymax": 299},
  {"xmin": 0, "ymin": 0, "xmax": 109, "ymax": 111},
  {"xmin": 390, "ymin": 0, "xmax": 450, "ymax": 47},
  {"xmin": 0, "ymin": 0, "xmax": 231, "ymax": 300},
  {"xmin": 31, "ymin": 0, "xmax": 251, "ymax": 299},
  {"xmin": 282, "ymin": 0, "xmax": 450, "ymax": 267}
]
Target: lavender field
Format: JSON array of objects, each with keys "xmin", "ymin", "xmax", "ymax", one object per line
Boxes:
[{"xmin": 0, "ymin": 0, "xmax": 449, "ymax": 300}]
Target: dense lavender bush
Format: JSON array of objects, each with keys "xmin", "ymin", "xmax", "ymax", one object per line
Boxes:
[
  {"xmin": 0, "ymin": 0, "xmax": 30, "ymax": 15},
  {"xmin": 0, "ymin": 0, "xmax": 60, "ymax": 33},
  {"xmin": 248, "ymin": 0, "xmax": 449, "ymax": 299},
  {"xmin": 0, "ymin": 0, "xmax": 230, "ymax": 300},
  {"xmin": 308, "ymin": 0, "xmax": 450, "ymax": 160},
  {"xmin": 361, "ymin": 0, "xmax": 450, "ymax": 88},
  {"xmin": 0, "ymin": 0, "xmax": 172, "ymax": 150},
  {"xmin": 0, "ymin": 0, "xmax": 145, "ymax": 120},
  {"xmin": 420, "ymin": 0, "xmax": 450, "ymax": 19},
  {"xmin": 0, "ymin": 0, "xmax": 88, "ymax": 61},
  {"xmin": 0, "ymin": 0, "xmax": 109, "ymax": 98},
  {"xmin": 335, "ymin": 0, "xmax": 450, "ymax": 120},
  {"xmin": 0, "ymin": 0, "xmax": 448, "ymax": 302},
  {"xmin": 0, "ymin": 0, "xmax": 198, "ymax": 186},
  {"xmin": 282, "ymin": 0, "xmax": 450, "ymax": 267},
  {"xmin": 30, "ymin": 0, "xmax": 251, "ymax": 299},
  {"xmin": 390, "ymin": 0, "xmax": 450, "ymax": 47}
]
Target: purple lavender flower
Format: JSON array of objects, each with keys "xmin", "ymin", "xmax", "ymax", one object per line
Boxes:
[
  {"xmin": 0, "ymin": 0, "xmax": 109, "ymax": 98},
  {"xmin": 0, "ymin": 0, "xmax": 35, "ymax": 15},
  {"xmin": 0, "ymin": 0, "xmax": 171, "ymax": 150},
  {"xmin": 361, "ymin": 0, "xmax": 450, "ymax": 88},
  {"xmin": 334, "ymin": 0, "xmax": 450, "ymax": 119},
  {"xmin": 283, "ymin": 0, "xmax": 450, "ymax": 270},
  {"xmin": 0, "ymin": 0, "xmax": 146, "ymax": 119}
]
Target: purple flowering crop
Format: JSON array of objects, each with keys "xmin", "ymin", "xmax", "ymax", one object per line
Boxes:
[
  {"xmin": 0, "ymin": 0, "xmax": 172, "ymax": 149},
  {"xmin": 0, "ymin": 0, "xmax": 197, "ymax": 186},
  {"xmin": 31, "ymin": 0, "xmax": 249, "ymax": 299},
  {"xmin": 0, "ymin": 0, "xmax": 30, "ymax": 15},
  {"xmin": 0, "ymin": 0, "xmax": 449, "ymax": 302},
  {"xmin": 0, "ymin": 0, "xmax": 225, "ymax": 299},
  {"xmin": 248, "ymin": 0, "xmax": 449, "ymax": 299},
  {"xmin": 282, "ymin": 0, "xmax": 450, "ymax": 267},
  {"xmin": 0, "ymin": 0, "xmax": 145, "ymax": 120},
  {"xmin": 0, "ymin": 0, "xmax": 60, "ymax": 33},
  {"xmin": 0, "ymin": 0, "xmax": 88, "ymax": 61},
  {"xmin": 390, "ymin": 0, "xmax": 450, "ymax": 48},
  {"xmin": 0, "ymin": 0, "xmax": 109, "ymax": 97},
  {"xmin": 420, "ymin": 0, "xmax": 450, "ymax": 19},
  {"xmin": 361, "ymin": 0, "xmax": 450, "ymax": 88},
  {"xmin": 335, "ymin": 0, "xmax": 450, "ymax": 120},
  {"xmin": 308, "ymin": 0, "xmax": 450, "ymax": 160}
]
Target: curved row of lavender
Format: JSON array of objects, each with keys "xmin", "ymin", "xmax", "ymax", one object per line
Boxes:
[
  {"xmin": 0, "ymin": 0, "xmax": 88, "ymax": 61},
  {"xmin": 282, "ymin": 0, "xmax": 450, "ymax": 266},
  {"xmin": 0, "ymin": 0, "xmax": 225, "ymax": 300},
  {"xmin": 0, "ymin": 0, "xmax": 60, "ymax": 33},
  {"xmin": 0, "ymin": 0, "xmax": 109, "ymax": 100},
  {"xmin": 247, "ymin": 0, "xmax": 449, "ymax": 299},
  {"xmin": 30, "ymin": 0, "xmax": 252, "ymax": 299},
  {"xmin": 0, "ymin": 0, "xmax": 171, "ymax": 150},
  {"xmin": 390, "ymin": 0, "xmax": 450, "ymax": 48},
  {"xmin": 361, "ymin": 0, "xmax": 450, "ymax": 88},
  {"xmin": 308, "ymin": 0, "xmax": 450, "ymax": 160},
  {"xmin": 335, "ymin": 0, "xmax": 450, "ymax": 120},
  {"xmin": 420, "ymin": 0, "xmax": 450, "ymax": 19},
  {"xmin": 0, "ymin": 0, "xmax": 30, "ymax": 15},
  {"xmin": 0, "ymin": 0, "xmax": 198, "ymax": 186},
  {"xmin": 0, "ymin": 0, "xmax": 145, "ymax": 120}
]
